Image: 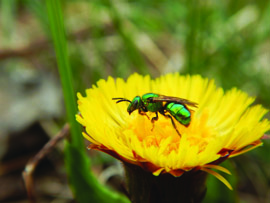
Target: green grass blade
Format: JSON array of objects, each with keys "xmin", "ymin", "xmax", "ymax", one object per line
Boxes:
[
  {"xmin": 65, "ymin": 142, "xmax": 130, "ymax": 203},
  {"xmin": 46, "ymin": 0, "xmax": 82, "ymax": 148},
  {"xmin": 45, "ymin": 1, "xmax": 130, "ymax": 202}
]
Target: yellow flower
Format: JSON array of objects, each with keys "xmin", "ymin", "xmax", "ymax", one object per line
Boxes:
[{"xmin": 76, "ymin": 73, "xmax": 270, "ymax": 190}]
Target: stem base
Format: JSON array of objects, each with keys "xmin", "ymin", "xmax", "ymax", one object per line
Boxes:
[{"xmin": 124, "ymin": 163, "xmax": 207, "ymax": 203}]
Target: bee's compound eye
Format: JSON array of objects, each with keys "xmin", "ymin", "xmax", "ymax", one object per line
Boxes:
[
  {"xmin": 128, "ymin": 100, "xmax": 138, "ymax": 114},
  {"xmin": 133, "ymin": 100, "xmax": 138, "ymax": 106}
]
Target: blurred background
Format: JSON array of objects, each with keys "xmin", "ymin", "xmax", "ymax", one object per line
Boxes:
[{"xmin": 0, "ymin": 0, "xmax": 269, "ymax": 202}]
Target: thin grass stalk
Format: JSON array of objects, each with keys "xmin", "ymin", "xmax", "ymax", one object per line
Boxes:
[
  {"xmin": 45, "ymin": 1, "xmax": 130, "ymax": 202},
  {"xmin": 46, "ymin": 0, "xmax": 82, "ymax": 148}
]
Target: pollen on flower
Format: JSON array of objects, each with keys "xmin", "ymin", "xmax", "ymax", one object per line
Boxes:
[{"xmin": 76, "ymin": 73, "xmax": 270, "ymax": 190}]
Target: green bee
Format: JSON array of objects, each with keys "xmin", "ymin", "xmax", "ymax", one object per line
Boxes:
[{"xmin": 112, "ymin": 93, "xmax": 198, "ymax": 137}]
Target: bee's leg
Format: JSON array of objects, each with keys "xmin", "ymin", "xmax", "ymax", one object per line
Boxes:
[
  {"xmin": 151, "ymin": 112, "xmax": 159, "ymax": 131},
  {"xmin": 162, "ymin": 113, "xmax": 181, "ymax": 137},
  {"xmin": 138, "ymin": 109, "xmax": 150, "ymax": 120}
]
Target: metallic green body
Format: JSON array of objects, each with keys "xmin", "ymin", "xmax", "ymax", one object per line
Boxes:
[
  {"xmin": 165, "ymin": 103, "xmax": 191, "ymax": 126},
  {"xmin": 113, "ymin": 93, "xmax": 197, "ymax": 136},
  {"xmin": 141, "ymin": 93, "xmax": 163, "ymax": 112},
  {"xmin": 128, "ymin": 93, "xmax": 191, "ymax": 126}
]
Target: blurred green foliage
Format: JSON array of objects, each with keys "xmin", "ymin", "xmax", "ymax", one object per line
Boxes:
[{"xmin": 1, "ymin": 0, "xmax": 269, "ymax": 202}]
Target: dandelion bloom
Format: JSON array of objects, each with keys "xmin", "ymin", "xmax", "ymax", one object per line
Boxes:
[{"xmin": 76, "ymin": 73, "xmax": 270, "ymax": 192}]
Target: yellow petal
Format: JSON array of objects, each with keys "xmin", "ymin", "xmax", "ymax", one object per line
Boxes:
[{"xmin": 76, "ymin": 73, "xmax": 270, "ymax": 186}]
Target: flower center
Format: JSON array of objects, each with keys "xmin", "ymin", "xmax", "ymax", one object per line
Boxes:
[{"xmin": 122, "ymin": 109, "xmax": 217, "ymax": 155}]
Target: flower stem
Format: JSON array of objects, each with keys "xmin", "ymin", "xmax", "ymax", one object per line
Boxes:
[{"xmin": 124, "ymin": 163, "xmax": 207, "ymax": 203}]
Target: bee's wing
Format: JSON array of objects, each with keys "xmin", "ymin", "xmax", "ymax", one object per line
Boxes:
[{"xmin": 150, "ymin": 94, "xmax": 198, "ymax": 108}]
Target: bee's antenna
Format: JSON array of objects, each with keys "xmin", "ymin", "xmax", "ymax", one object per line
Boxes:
[
  {"xmin": 116, "ymin": 99, "xmax": 131, "ymax": 103},
  {"xmin": 112, "ymin": 98, "xmax": 131, "ymax": 103}
]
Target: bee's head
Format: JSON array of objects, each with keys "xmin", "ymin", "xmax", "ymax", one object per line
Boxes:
[
  {"xmin": 127, "ymin": 96, "xmax": 143, "ymax": 115},
  {"xmin": 112, "ymin": 96, "xmax": 143, "ymax": 115}
]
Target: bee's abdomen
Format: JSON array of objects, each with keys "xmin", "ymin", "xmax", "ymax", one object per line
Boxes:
[{"xmin": 166, "ymin": 103, "xmax": 191, "ymax": 126}]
